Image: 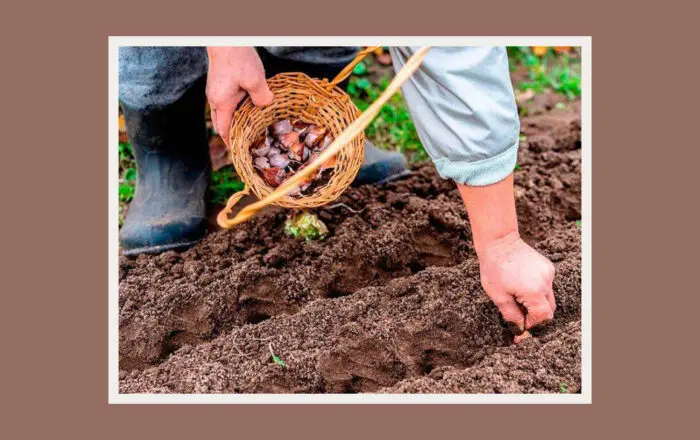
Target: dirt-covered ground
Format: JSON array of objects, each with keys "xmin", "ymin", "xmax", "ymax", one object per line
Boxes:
[{"xmin": 118, "ymin": 98, "xmax": 582, "ymax": 394}]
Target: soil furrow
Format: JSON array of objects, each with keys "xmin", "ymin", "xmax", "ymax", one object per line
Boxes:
[
  {"xmin": 120, "ymin": 231, "xmax": 580, "ymax": 393},
  {"xmin": 119, "ymin": 100, "xmax": 582, "ymax": 393}
]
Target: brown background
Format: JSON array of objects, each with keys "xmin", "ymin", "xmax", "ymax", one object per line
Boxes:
[{"xmin": 4, "ymin": 0, "xmax": 696, "ymax": 438}]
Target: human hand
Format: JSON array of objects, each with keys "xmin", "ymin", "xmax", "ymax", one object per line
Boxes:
[
  {"xmin": 477, "ymin": 231, "xmax": 556, "ymax": 333},
  {"xmin": 206, "ymin": 47, "xmax": 274, "ymax": 146}
]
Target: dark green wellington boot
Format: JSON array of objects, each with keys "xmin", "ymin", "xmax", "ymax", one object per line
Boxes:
[
  {"xmin": 120, "ymin": 77, "xmax": 210, "ymax": 256},
  {"xmin": 257, "ymin": 47, "xmax": 409, "ymax": 185}
]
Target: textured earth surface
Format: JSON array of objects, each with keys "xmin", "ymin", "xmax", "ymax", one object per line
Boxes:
[{"xmin": 118, "ymin": 100, "xmax": 582, "ymax": 394}]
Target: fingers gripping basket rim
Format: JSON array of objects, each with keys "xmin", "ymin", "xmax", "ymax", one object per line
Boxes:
[{"xmin": 228, "ymin": 72, "xmax": 365, "ymax": 209}]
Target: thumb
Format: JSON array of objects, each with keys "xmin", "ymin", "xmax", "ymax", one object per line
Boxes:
[
  {"xmin": 492, "ymin": 294, "xmax": 526, "ymax": 334},
  {"xmin": 244, "ymin": 77, "xmax": 274, "ymax": 107}
]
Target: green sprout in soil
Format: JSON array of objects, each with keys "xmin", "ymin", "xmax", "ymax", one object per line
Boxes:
[
  {"xmin": 559, "ymin": 383, "xmax": 568, "ymax": 393},
  {"xmin": 575, "ymin": 220, "xmax": 582, "ymax": 229},
  {"xmin": 514, "ymin": 164, "xmax": 521, "ymax": 171},
  {"xmin": 284, "ymin": 211, "xmax": 329, "ymax": 241},
  {"xmin": 269, "ymin": 343, "xmax": 286, "ymax": 368}
]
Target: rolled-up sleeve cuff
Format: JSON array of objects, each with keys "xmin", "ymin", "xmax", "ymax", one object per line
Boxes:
[{"xmin": 432, "ymin": 139, "xmax": 518, "ymax": 186}]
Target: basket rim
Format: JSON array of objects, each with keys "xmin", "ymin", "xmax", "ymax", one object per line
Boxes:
[{"xmin": 227, "ymin": 72, "xmax": 365, "ymax": 208}]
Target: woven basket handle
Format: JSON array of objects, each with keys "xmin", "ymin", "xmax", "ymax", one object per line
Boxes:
[
  {"xmin": 218, "ymin": 46, "xmax": 431, "ymax": 228},
  {"xmin": 327, "ymin": 46, "xmax": 383, "ymax": 88},
  {"xmin": 216, "ymin": 186, "xmax": 251, "ymax": 228}
]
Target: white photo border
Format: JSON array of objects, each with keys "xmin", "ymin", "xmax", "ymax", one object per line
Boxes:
[{"xmin": 109, "ymin": 36, "xmax": 592, "ymax": 404}]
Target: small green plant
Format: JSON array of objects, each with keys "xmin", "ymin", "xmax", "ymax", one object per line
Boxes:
[
  {"xmin": 118, "ymin": 141, "xmax": 137, "ymax": 226},
  {"xmin": 575, "ymin": 220, "xmax": 582, "ymax": 229},
  {"xmin": 559, "ymin": 383, "xmax": 568, "ymax": 393},
  {"xmin": 347, "ymin": 73, "xmax": 426, "ymax": 163},
  {"xmin": 514, "ymin": 164, "xmax": 521, "ymax": 171},
  {"xmin": 209, "ymin": 166, "xmax": 245, "ymax": 205},
  {"xmin": 269, "ymin": 343, "xmax": 286, "ymax": 368},
  {"xmin": 352, "ymin": 60, "xmax": 367, "ymax": 76},
  {"xmin": 284, "ymin": 212, "xmax": 329, "ymax": 241},
  {"xmin": 119, "ymin": 141, "xmax": 136, "ymax": 203},
  {"xmin": 508, "ymin": 47, "xmax": 581, "ymax": 100}
]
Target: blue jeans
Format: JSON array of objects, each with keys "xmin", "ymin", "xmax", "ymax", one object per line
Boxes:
[{"xmin": 119, "ymin": 46, "xmax": 359, "ymax": 109}]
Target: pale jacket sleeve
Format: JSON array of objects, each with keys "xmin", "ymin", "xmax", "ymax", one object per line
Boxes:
[{"xmin": 388, "ymin": 46, "xmax": 520, "ymax": 186}]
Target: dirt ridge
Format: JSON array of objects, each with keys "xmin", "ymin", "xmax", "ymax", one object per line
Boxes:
[{"xmin": 119, "ymin": 99, "xmax": 582, "ymax": 393}]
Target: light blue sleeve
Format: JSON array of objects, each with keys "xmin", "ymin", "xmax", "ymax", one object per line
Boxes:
[{"xmin": 388, "ymin": 47, "xmax": 520, "ymax": 186}]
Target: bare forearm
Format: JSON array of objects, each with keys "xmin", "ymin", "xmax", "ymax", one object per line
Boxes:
[
  {"xmin": 457, "ymin": 174, "xmax": 519, "ymax": 255},
  {"xmin": 458, "ymin": 173, "xmax": 555, "ymax": 335}
]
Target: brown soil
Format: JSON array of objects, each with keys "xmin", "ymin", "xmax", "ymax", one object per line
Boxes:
[{"xmin": 119, "ymin": 97, "xmax": 582, "ymax": 393}]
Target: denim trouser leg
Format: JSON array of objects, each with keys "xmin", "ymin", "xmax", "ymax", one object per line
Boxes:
[
  {"xmin": 119, "ymin": 47, "xmax": 208, "ymax": 110},
  {"xmin": 118, "ymin": 46, "xmax": 360, "ymax": 110}
]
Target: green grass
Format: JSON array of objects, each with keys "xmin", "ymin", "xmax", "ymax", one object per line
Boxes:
[
  {"xmin": 118, "ymin": 141, "xmax": 136, "ymax": 225},
  {"xmin": 209, "ymin": 166, "xmax": 245, "ymax": 205},
  {"xmin": 347, "ymin": 70, "xmax": 427, "ymax": 163},
  {"xmin": 508, "ymin": 47, "xmax": 581, "ymax": 100},
  {"xmin": 119, "ymin": 141, "xmax": 136, "ymax": 202}
]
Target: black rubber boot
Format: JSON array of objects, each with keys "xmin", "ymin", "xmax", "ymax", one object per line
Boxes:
[
  {"xmin": 258, "ymin": 48, "xmax": 409, "ymax": 185},
  {"xmin": 120, "ymin": 77, "xmax": 210, "ymax": 256},
  {"xmin": 353, "ymin": 140, "xmax": 410, "ymax": 186}
]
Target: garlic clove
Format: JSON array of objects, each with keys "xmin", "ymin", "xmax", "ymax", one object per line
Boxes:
[
  {"xmin": 275, "ymin": 169, "xmax": 287, "ymax": 186},
  {"xmin": 288, "ymin": 141, "xmax": 305, "ymax": 161},
  {"xmin": 278, "ymin": 131, "xmax": 300, "ymax": 149},
  {"xmin": 304, "ymin": 125, "xmax": 326, "ymax": 147},
  {"xmin": 292, "ymin": 120, "xmax": 310, "ymax": 134},
  {"xmin": 514, "ymin": 331, "xmax": 532, "ymax": 344},
  {"xmin": 253, "ymin": 145, "xmax": 270, "ymax": 157},
  {"xmin": 261, "ymin": 167, "xmax": 282, "ymax": 187},
  {"xmin": 254, "ymin": 156, "xmax": 270, "ymax": 169},
  {"xmin": 269, "ymin": 153, "xmax": 290, "ymax": 168},
  {"xmin": 267, "ymin": 147, "xmax": 281, "ymax": 157},
  {"xmin": 271, "ymin": 119, "xmax": 293, "ymax": 136},
  {"xmin": 316, "ymin": 134, "xmax": 333, "ymax": 151}
]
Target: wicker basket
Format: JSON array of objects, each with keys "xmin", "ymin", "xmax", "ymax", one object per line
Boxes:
[
  {"xmin": 229, "ymin": 72, "xmax": 365, "ymax": 208},
  {"xmin": 218, "ymin": 46, "xmax": 430, "ymax": 228}
]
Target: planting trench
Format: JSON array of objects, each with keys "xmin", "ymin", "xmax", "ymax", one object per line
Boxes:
[{"xmin": 119, "ymin": 99, "xmax": 582, "ymax": 393}]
